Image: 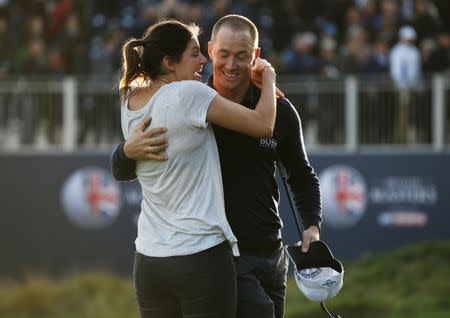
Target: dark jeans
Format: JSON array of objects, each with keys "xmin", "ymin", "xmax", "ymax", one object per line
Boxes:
[
  {"xmin": 133, "ymin": 241, "xmax": 237, "ymax": 318},
  {"xmin": 235, "ymin": 247, "xmax": 289, "ymax": 318}
]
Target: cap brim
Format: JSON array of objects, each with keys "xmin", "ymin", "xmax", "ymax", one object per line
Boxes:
[{"xmin": 286, "ymin": 240, "xmax": 343, "ymax": 273}]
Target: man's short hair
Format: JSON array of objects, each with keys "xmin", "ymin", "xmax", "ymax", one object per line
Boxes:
[{"xmin": 211, "ymin": 14, "xmax": 259, "ymax": 48}]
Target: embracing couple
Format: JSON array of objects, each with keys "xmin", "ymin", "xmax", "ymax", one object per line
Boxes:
[{"xmin": 112, "ymin": 14, "xmax": 322, "ymax": 318}]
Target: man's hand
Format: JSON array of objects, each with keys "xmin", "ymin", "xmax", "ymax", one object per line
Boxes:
[
  {"xmin": 301, "ymin": 225, "xmax": 320, "ymax": 253},
  {"xmin": 124, "ymin": 117, "xmax": 168, "ymax": 161},
  {"xmin": 250, "ymin": 58, "xmax": 285, "ymax": 99}
]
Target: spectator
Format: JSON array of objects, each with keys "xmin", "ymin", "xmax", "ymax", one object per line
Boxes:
[
  {"xmin": 376, "ymin": 0, "xmax": 405, "ymax": 47},
  {"xmin": 362, "ymin": 37, "xmax": 393, "ymax": 143},
  {"xmin": 421, "ymin": 37, "xmax": 437, "ymax": 73},
  {"xmin": 339, "ymin": 26, "xmax": 370, "ymax": 74},
  {"xmin": 15, "ymin": 38, "xmax": 48, "ymax": 73},
  {"xmin": 343, "ymin": 6, "xmax": 363, "ymax": 41},
  {"xmin": 390, "ymin": 25, "xmax": 421, "ymax": 89},
  {"xmin": 359, "ymin": 0, "xmax": 379, "ymax": 40},
  {"xmin": 0, "ymin": 0, "xmax": 448, "ymax": 78},
  {"xmin": 281, "ymin": 31, "xmax": 322, "ymax": 75},
  {"xmin": 365, "ymin": 38, "xmax": 390, "ymax": 74},
  {"xmin": 412, "ymin": 0, "xmax": 441, "ymax": 43},
  {"xmin": 319, "ymin": 37, "xmax": 340, "ymax": 78},
  {"xmin": 48, "ymin": 0, "xmax": 73, "ymax": 39},
  {"xmin": 425, "ymin": 28, "xmax": 450, "ymax": 73},
  {"xmin": 270, "ymin": 0, "xmax": 302, "ymax": 52},
  {"xmin": 400, "ymin": 0, "xmax": 415, "ymax": 22},
  {"xmin": 389, "ymin": 25, "xmax": 422, "ymax": 143}
]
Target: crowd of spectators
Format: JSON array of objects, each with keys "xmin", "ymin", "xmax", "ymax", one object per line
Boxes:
[
  {"xmin": 1, "ymin": 0, "xmax": 450, "ymax": 79},
  {"xmin": 1, "ymin": 0, "xmax": 450, "ymax": 148}
]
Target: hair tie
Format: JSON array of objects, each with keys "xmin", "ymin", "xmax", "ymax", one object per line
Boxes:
[{"xmin": 133, "ymin": 39, "xmax": 144, "ymax": 47}]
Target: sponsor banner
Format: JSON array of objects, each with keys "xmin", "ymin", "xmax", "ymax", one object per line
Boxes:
[
  {"xmin": 0, "ymin": 153, "xmax": 449, "ymax": 276},
  {"xmin": 278, "ymin": 153, "xmax": 450, "ymax": 260},
  {"xmin": 0, "ymin": 154, "xmax": 139, "ymax": 277}
]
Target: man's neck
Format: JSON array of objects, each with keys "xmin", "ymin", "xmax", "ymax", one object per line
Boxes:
[{"xmin": 213, "ymin": 78, "xmax": 251, "ymax": 103}]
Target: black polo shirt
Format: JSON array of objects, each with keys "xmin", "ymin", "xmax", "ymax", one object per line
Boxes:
[{"xmin": 207, "ymin": 76, "xmax": 322, "ymax": 255}]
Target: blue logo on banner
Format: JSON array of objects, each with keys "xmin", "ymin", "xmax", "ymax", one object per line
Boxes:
[{"xmin": 319, "ymin": 165, "xmax": 367, "ymax": 228}]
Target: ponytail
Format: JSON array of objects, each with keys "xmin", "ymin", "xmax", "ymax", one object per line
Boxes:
[{"xmin": 119, "ymin": 39, "xmax": 148, "ymax": 100}]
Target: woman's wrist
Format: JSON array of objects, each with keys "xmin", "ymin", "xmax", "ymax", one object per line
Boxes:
[
  {"xmin": 262, "ymin": 65, "xmax": 276, "ymax": 79},
  {"xmin": 262, "ymin": 65, "xmax": 275, "ymax": 74}
]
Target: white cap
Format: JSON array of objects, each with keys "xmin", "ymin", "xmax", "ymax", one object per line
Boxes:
[
  {"xmin": 399, "ymin": 25, "xmax": 417, "ymax": 41},
  {"xmin": 287, "ymin": 241, "xmax": 344, "ymax": 302},
  {"xmin": 294, "ymin": 265, "xmax": 344, "ymax": 302}
]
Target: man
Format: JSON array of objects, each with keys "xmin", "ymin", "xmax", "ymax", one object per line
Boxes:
[
  {"xmin": 111, "ymin": 15, "xmax": 322, "ymax": 318},
  {"xmin": 390, "ymin": 25, "xmax": 421, "ymax": 90},
  {"xmin": 389, "ymin": 25, "xmax": 422, "ymax": 143}
]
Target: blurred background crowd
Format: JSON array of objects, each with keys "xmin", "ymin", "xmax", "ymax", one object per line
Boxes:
[
  {"xmin": 2, "ymin": 0, "xmax": 450, "ymax": 79},
  {"xmin": 1, "ymin": 0, "xmax": 450, "ymax": 149}
]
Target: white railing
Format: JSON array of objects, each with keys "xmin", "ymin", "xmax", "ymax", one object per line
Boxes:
[
  {"xmin": 0, "ymin": 75, "xmax": 448, "ymax": 153},
  {"xmin": 432, "ymin": 75, "xmax": 445, "ymax": 151},
  {"xmin": 62, "ymin": 77, "xmax": 77, "ymax": 151},
  {"xmin": 279, "ymin": 74, "xmax": 449, "ymax": 152},
  {"xmin": 345, "ymin": 76, "xmax": 358, "ymax": 152}
]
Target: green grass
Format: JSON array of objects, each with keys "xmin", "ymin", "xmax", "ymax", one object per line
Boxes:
[
  {"xmin": 1, "ymin": 240, "xmax": 449, "ymax": 318},
  {"xmin": 286, "ymin": 239, "xmax": 450, "ymax": 318}
]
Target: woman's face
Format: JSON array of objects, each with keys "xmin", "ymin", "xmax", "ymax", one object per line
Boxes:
[{"xmin": 174, "ymin": 37, "xmax": 207, "ymax": 81}]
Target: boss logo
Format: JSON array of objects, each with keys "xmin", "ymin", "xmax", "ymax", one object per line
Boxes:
[{"xmin": 260, "ymin": 138, "xmax": 278, "ymax": 149}]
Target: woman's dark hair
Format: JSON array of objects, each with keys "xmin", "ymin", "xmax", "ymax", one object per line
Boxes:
[{"xmin": 119, "ymin": 20, "xmax": 200, "ymax": 98}]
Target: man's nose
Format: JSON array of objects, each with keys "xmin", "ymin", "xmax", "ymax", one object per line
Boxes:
[{"xmin": 225, "ymin": 57, "xmax": 237, "ymax": 70}]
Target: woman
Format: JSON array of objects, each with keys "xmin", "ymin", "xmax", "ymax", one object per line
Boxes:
[{"xmin": 120, "ymin": 20, "xmax": 276, "ymax": 318}]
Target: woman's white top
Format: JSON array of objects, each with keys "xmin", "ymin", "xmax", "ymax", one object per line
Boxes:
[{"xmin": 121, "ymin": 80, "xmax": 239, "ymax": 257}]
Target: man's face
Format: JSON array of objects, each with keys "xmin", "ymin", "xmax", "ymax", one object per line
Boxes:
[{"xmin": 208, "ymin": 26, "xmax": 260, "ymax": 93}]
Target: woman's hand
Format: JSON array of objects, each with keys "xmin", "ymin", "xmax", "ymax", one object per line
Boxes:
[{"xmin": 251, "ymin": 58, "xmax": 285, "ymax": 99}]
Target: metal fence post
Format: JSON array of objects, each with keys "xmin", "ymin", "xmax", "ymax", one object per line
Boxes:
[
  {"xmin": 432, "ymin": 74, "xmax": 445, "ymax": 151},
  {"xmin": 62, "ymin": 77, "xmax": 77, "ymax": 151},
  {"xmin": 345, "ymin": 76, "xmax": 358, "ymax": 151}
]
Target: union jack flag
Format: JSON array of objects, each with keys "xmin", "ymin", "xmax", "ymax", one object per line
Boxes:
[
  {"xmin": 85, "ymin": 172, "xmax": 119, "ymax": 218},
  {"xmin": 334, "ymin": 169, "xmax": 365, "ymax": 217}
]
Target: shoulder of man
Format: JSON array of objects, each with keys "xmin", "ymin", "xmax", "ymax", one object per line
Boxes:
[
  {"xmin": 274, "ymin": 97, "xmax": 305, "ymax": 138},
  {"xmin": 276, "ymin": 97, "xmax": 301, "ymax": 120}
]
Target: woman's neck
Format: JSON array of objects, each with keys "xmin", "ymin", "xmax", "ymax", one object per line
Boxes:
[{"xmin": 151, "ymin": 76, "xmax": 171, "ymax": 88}]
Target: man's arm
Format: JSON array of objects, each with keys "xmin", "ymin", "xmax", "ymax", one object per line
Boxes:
[
  {"xmin": 276, "ymin": 99, "xmax": 322, "ymax": 252},
  {"xmin": 110, "ymin": 141, "xmax": 137, "ymax": 181},
  {"xmin": 110, "ymin": 118, "xmax": 168, "ymax": 181}
]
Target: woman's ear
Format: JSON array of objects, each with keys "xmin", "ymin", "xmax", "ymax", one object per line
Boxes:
[{"xmin": 162, "ymin": 56, "xmax": 177, "ymax": 72}]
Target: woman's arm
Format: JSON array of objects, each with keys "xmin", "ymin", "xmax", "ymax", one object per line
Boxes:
[{"xmin": 206, "ymin": 60, "xmax": 277, "ymax": 138}]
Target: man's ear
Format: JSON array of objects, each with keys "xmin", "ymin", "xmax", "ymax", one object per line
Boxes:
[
  {"xmin": 207, "ymin": 41, "xmax": 214, "ymax": 60},
  {"xmin": 253, "ymin": 47, "xmax": 261, "ymax": 63},
  {"xmin": 162, "ymin": 56, "xmax": 176, "ymax": 72}
]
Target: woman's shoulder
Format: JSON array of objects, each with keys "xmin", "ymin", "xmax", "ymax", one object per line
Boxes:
[
  {"xmin": 127, "ymin": 86, "xmax": 153, "ymax": 111},
  {"xmin": 174, "ymin": 80, "xmax": 206, "ymax": 90},
  {"xmin": 175, "ymin": 80, "xmax": 216, "ymax": 99}
]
